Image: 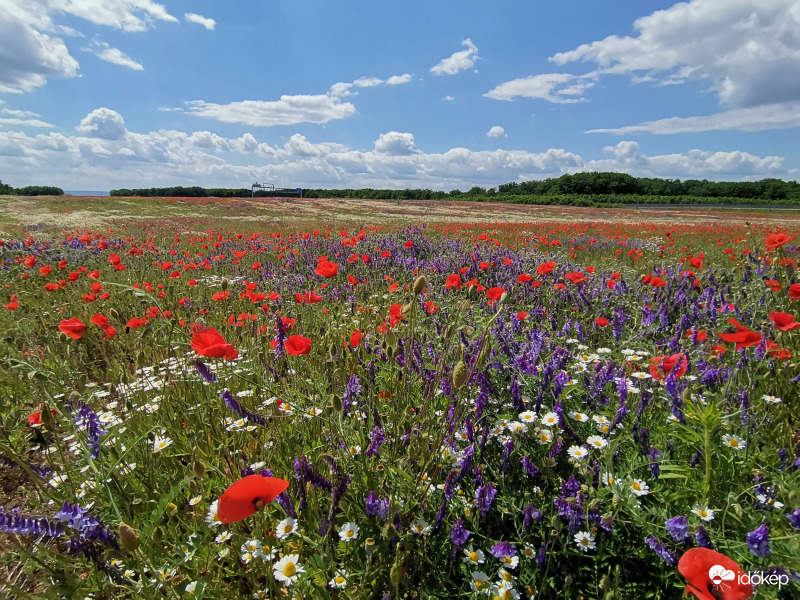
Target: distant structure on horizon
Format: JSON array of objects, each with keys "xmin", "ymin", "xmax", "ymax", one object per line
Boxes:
[{"xmin": 251, "ymin": 182, "xmax": 302, "ymax": 198}]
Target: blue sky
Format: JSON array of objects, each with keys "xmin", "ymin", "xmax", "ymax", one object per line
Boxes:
[{"xmin": 2, "ymin": 0, "xmax": 799, "ymax": 191}]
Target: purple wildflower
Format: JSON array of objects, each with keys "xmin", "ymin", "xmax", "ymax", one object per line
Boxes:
[
  {"xmin": 645, "ymin": 537, "xmax": 678, "ymax": 566},
  {"xmin": 490, "ymin": 541, "xmax": 516, "ymax": 560},
  {"xmin": 475, "ymin": 481, "xmax": 497, "ymax": 516},
  {"xmin": 449, "ymin": 518, "xmax": 470, "ymax": 547},
  {"xmin": 665, "ymin": 515, "xmax": 690, "ymax": 543},
  {"xmin": 786, "ymin": 509, "xmax": 800, "ymax": 530},
  {"xmin": 746, "ymin": 523, "xmax": 771, "ymax": 557}
]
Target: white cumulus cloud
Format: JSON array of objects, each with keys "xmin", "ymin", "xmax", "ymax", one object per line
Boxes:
[
  {"xmin": 485, "ymin": 73, "xmax": 595, "ymax": 103},
  {"xmin": 76, "ymin": 108, "xmax": 128, "ymax": 140},
  {"xmin": 374, "ymin": 132, "xmax": 420, "ymax": 156},
  {"xmin": 185, "ymin": 13, "xmax": 216, "ymax": 30},
  {"xmin": 430, "ymin": 39, "xmax": 479, "ymax": 76},
  {"xmin": 386, "ymin": 73, "xmax": 412, "ymax": 85},
  {"xmin": 487, "ymin": 126, "xmax": 507, "ymax": 138},
  {"xmin": 182, "ymin": 95, "xmax": 357, "ymax": 127},
  {"xmin": 86, "ymin": 42, "xmax": 143, "ymax": 70}
]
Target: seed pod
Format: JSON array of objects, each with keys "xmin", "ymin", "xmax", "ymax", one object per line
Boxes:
[
  {"xmin": 401, "ymin": 303, "xmax": 413, "ymax": 316},
  {"xmin": 59, "ymin": 331, "xmax": 68, "ymax": 344},
  {"xmin": 682, "ymin": 385, "xmax": 692, "ymax": 404},
  {"xmin": 221, "ymin": 277, "xmax": 229, "ymax": 291},
  {"xmin": 109, "ymin": 308, "xmax": 120, "ymax": 320},
  {"xmin": 498, "ymin": 292, "xmax": 509, "ymax": 306},
  {"xmin": 332, "ymin": 394, "xmax": 342, "ymax": 412},
  {"xmin": 118, "ymin": 522, "xmax": 140, "ymax": 552},
  {"xmin": 193, "ymin": 461, "xmax": 206, "ymax": 478},
  {"xmin": 382, "ymin": 522, "xmax": 397, "ymax": 540},
  {"xmin": 413, "ymin": 275, "xmax": 427, "ymax": 296},
  {"xmin": 452, "ymin": 344, "xmax": 468, "ymax": 388},
  {"xmin": 467, "ymin": 285, "xmax": 478, "ymax": 300}
]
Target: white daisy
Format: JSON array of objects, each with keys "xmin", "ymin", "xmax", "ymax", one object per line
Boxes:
[
  {"xmin": 762, "ymin": 395, "xmax": 782, "ymax": 404},
  {"xmin": 188, "ymin": 496, "xmax": 202, "ymax": 506},
  {"xmin": 329, "ymin": 571, "xmax": 348, "ymax": 589},
  {"xmin": 470, "ymin": 571, "xmax": 491, "ymax": 593},
  {"xmin": 348, "ymin": 445, "xmax": 361, "ymax": 456},
  {"xmin": 462, "ymin": 547, "xmax": 485, "ymax": 565},
  {"xmin": 692, "ymin": 505, "xmax": 715, "ymax": 522},
  {"xmin": 629, "ymin": 479, "xmax": 650, "ymax": 497},
  {"xmin": 215, "ymin": 531, "xmax": 232, "ymax": 544},
  {"xmin": 722, "ymin": 434, "xmax": 746, "ymax": 451},
  {"xmin": 569, "ymin": 411, "xmax": 589, "ymax": 422},
  {"xmin": 567, "ymin": 446, "xmax": 589, "ymax": 460},
  {"xmin": 152, "ymin": 435, "xmax": 173, "ymax": 453},
  {"xmin": 338, "ymin": 522, "xmax": 359, "ymax": 542},
  {"xmin": 574, "ymin": 531, "xmax": 595, "ymax": 551},
  {"xmin": 206, "ymin": 500, "xmax": 222, "ymax": 528},
  {"xmin": 540, "ymin": 412, "xmax": 559, "ymax": 427},
  {"xmin": 519, "ymin": 410, "xmax": 537, "ymax": 423},
  {"xmin": 273, "ymin": 554, "xmax": 304, "ymax": 587},
  {"xmin": 586, "ymin": 435, "xmax": 608, "ymax": 450},
  {"xmin": 275, "ymin": 517, "xmax": 298, "ymax": 540},
  {"xmin": 536, "ymin": 429, "xmax": 553, "ymax": 444},
  {"xmin": 409, "ymin": 519, "xmax": 431, "ymax": 535}
]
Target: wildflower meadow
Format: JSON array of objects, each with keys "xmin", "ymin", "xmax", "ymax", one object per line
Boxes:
[{"xmin": 1, "ymin": 207, "xmax": 799, "ymax": 599}]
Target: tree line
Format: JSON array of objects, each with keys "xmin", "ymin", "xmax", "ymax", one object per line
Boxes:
[
  {"xmin": 0, "ymin": 180, "xmax": 64, "ymax": 196},
  {"xmin": 109, "ymin": 187, "xmax": 296, "ymax": 198}
]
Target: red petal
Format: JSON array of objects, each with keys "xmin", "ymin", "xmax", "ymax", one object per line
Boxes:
[{"xmin": 218, "ymin": 475, "xmax": 290, "ymax": 524}]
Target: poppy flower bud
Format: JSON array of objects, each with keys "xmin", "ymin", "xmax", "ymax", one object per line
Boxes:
[
  {"xmin": 452, "ymin": 344, "xmax": 468, "ymax": 389},
  {"xmin": 466, "ymin": 285, "xmax": 478, "ymax": 300},
  {"xmin": 413, "ymin": 275, "xmax": 427, "ymax": 295},
  {"xmin": 152, "ymin": 526, "xmax": 164, "ymax": 542},
  {"xmin": 118, "ymin": 522, "xmax": 140, "ymax": 552},
  {"xmin": 59, "ymin": 331, "xmax": 68, "ymax": 343},
  {"xmin": 382, "ymin": 522, "xmax": 397, "ymax": 539},
  {"xmin": 332, "ymin": 394, "xmax": 342, "ymax": 412},
  {"xmin": 221, "ymin": 277, "xmax": 229, "ymax": 291},
  {"xmin": 401, "ymin": 303, "xmax": 413, "ymax": 316},
  {"xmin": 682, "ymin": 386, "xmax": 692, "ymax": 404},
  {"xmin": 193, "ymin": 461, "xmax": 206, "ymax": 478},
  {"xmin": 390, "ymin": 557, "xmax": 402, "ymax": 589},
  {"xmin": 498, "ymin": 292, "xmax": 508, "ymax": 305},
  {"xmin": 109, "ymin": 308, "xmax": 119, "ymax": 320},
  {"xmin": 40, "ymin": 403, "xmax": 55, "ymax": 429}
]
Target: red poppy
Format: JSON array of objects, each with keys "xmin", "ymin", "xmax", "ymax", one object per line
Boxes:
[
  {"xmin": 58, "ymin": 317, "xmax": 88, "ymax": 340},
  {"xmin": 536, "ymin": 261, "xmax": 556, "ymax": 275},
  {"xmin": 90, "ymin": 313, "xmax": 110, "ymax": 329},
  {"xmin": 350, "ymin": 329, "xmax": 362, "ymax": 347},
  {"xmin": 218, "ymin": 475, "xmax": 290, "ymax": 524},
  {"xmin": 389, "ymin": 303, "xmax": 404, "ymax": 327},
  {"xmin": 766, "ymin": 340, "xmax": 791, "ymax": 359},
  {"xmin": 445, "ymin": 274, "xmax": 462, "ymax": 290},
  {"xmin": 3, "ymin": 301, "xmax": 19, "ymax": 310},
  {"xmin": 424, "ymin": 301, "xmax": 439, "ymax": 314},
  {"xmin": 789, "ymin": 283, "xmax": 800, "ymax": 301},
  {"xmin": 718, "ymin": 319, "xmax": 762, "ymax": 351},
  {"xmin": 764, "ymin": 233, "xmax": 792, "ymax": 250},
  {"xmin": 285, "ymin": 335, "xmax": 312, "ymax": 356},
  {"xmin": 304, "ymin": 291, "xmax": 323, "ymax": 304},
  {"xmin": 28, "ymin": 406, "xmax": 56, "ymax": 426},
  {"xmin": 764, "ymin": 280, "xmax": 782, "ymax": 292},
  {"xmin": 685, "ymin": 329, "xmax": 708, "ymax": 341},
  {"xmin": 649, "ymin": 353, "xmax": 688, "ymax": 381},
  {"xmin": 486, "ymin": 287, "xmax": 506, "ymax": 302},
  {"xmin": 191, "ymin": 327, "xmax": 238, "ymax": 360},
  {"xmin": 517, "ymin": 273, "xmax": 532, "ymax": 283},
  {"xmin": 404, "ymin": 241, "xmax": 414, "ymax": 249},
  {"xmin": 517, "ymin": 311, "xmax": 528, "ymax": 321},
  {"xmin": 315, "ymin": 261, "xmax": 338, "ymax": 278},
  {"xmin": 595, "ymin": 317, "xmax": 609, "ymax": 327},
  {"xmin": 678, "ymin": 548, "xmax": 753, "ymax": 600},
  {"xmin": 770, "ymin": 311, "xmax": 800, "ymax": 331}
]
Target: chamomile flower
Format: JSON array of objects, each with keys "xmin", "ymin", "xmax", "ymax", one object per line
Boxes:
[
  {"xmin": 540, "ymin": 412, "xmax": 559, "ymax": 427},
  {"xmin": 567, "ymin": 445, "xmax": 589, "ymax": 460},
  {"xmin": 492, "ymin": 581, "xmax": 520, "ymax": 599},
  {"xmin": 498, "ymin": 568, "xmax": 515, "ymax": 583},
  {"xmin": 188, "ymin": 496, "xmax": 202, "ymax": 506},
  {"xmin": 275, "ymin": 517, "xmax": 298, "ymax": 540},
  {"xmin": 602, "ymin": 472, "xmax": 618, "ymax": 486},
  {"xmin": 722, "ymin": 434, "xmax": 746, "ymax": 450},
  {"xmin": 574, "ymin": 531, "xmax": 596, "ymax": 551},
  {"xmin": 569, "ymin": 411, "xmax": 589, "ymax": 423},
  {"xmin": 470, "ymin": 571, "xmax": 491, "ymax": 593},
  {"xmin": 185, "ymin": 581, "xmax": 200, "ymax": 595},
  {"xmin": 273, "ymin": 554, "xmax": 304, "ymax": 587},
  {"xmin": 215, "ymin": 531, "xmax": 232, "ymax": 544},
  {"xmin": 521, "ymin": 544, "xmax": 536, "ymax": 559},
  {"xmin": 206, "ymin": 500, "xmax": 222, "ymax": 528},
  {"xmin": 690, "ymin": 505, "xmax": 715, "ymax": 522},
  {"xmin": 152, "ymin": 435, "xmax": 173, "ymax": 453},
  {"xmin": 410, "ymin": 519, "xmax": 431, "ymax": 535},
  {"xmin": 462, "ymin": 547, "xmax": 485, "ymax": 565},
  {"xmin": 329, "ymin": 571, "xmax": 348, "ymax": 589},
  {"xmin": 339, "ymin": 522, "xmax": 359, "ymax": 542},
  {"xmin": 629, "ymin": 479, "xmax": 650, "ymax": 497},
  {"xmin": 762, "ymin": 394, "xmax": 782, "ymax": 404},
  {"xmin": 240, "ymin": 540, "xmax": 262, "ymax": 563},
  {"xmin": 518, "ymin": 410, "xmax": 537, "ymax": 423},
  {"xmin": 536, "ymin": 429, "xmax": 553, "ymax": 444},
  {"xmin": 586, "ymin": 435, "xmax": 608, "ymax": 450},
  {"xmin": 507, "ymin": 421, "xmax": 528, "ymax": 435},
  {"xmin": 348, "ymin": 445, "xmax": 361, "ymax": 456}
]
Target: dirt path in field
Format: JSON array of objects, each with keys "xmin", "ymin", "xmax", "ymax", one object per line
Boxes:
[{"xmin": 1, "ymin": 195, "xmax": 798, "ymax": 236}]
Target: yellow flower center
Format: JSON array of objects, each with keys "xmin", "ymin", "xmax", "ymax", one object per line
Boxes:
[
  {"xmin": 632, "ymin": 482, "xmax": 641, "ymax": 490},
  {"xmin": 503, "ymin": 556, "xmax": 512, "ymax": 563},
  {"xmin": 502, "ymin": 571, "xmax": 512, "ymax": 581},
  {"xmin": 729, "ymin": 439, "xmax": 739, "ymax": 447},
  {"xmin": 475, "ymin": 581, "xmax": 485, "ymax": 589},
  {"xmin": 581, "ymin": 538, "xmax": 589, "ymax": 546},
  {"xmin": 335, "ymin": 576, "xmax": 345, "ymax": 585},
  {"xmin": 284, "ymin": 525, "xmax": 292, "ymax": 533},
  {"xmin": 469, "ymin": 552, "xmax": 478, "ymax": 562},
  {"xmin": 283, "ymin": 562, "xmax": 296, "ymax": 577},
  {"xmin": 346, "ymin": 530, "xmax": 354, "ymax": 538},
  {"xmin": 699, "ymin": 510, "xmax": 707, "ymax": 517}
]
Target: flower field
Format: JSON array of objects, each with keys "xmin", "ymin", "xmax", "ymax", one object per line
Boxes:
[{"xmin": 1, "ymin": 205, "xmax": 799, "ymax": 599}]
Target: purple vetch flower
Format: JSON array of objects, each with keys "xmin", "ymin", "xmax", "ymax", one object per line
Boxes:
[
  {"xmin": 221, "ymin": 389, "xmax": 267, "ymax": 425},
  {"xmin": 432, "ymin": 499, "xmax": 447, "ymax": 532},
  {"xmin": 365, "ymin": 492, "xmax": 389, "ymax": 522},
  {"xmin": 695, "ymin": 526, "xmax": 714, "ymax": 549},
  {"xmin": 746, "ymin": 523, "xmax": 771, "ymax": 557},
  {"xmin": 645, "ymin": 537, "xmax": 679, "ymax": 566},
  {"xmin": 449, "ymin": 518, "xmax": 470, "ymax": 547},
  {"xmin": 275, "ymin": 492, "xmax": 296, "ymax": 518},
  {"xmin": 500, "ymin": 438, "xmax": 514, "ymax": 474},
  {"xmin": 475, "ymin": 481, "xmax": 497, "ymax": 516},
  {"xmin": 192, "ymin": 359, "xmax": 217, "ymax": 383},
  {"xmin": 521, "ymin": 455, "xmax": 540, "ymax": 479},
  {"xmin": 786, "ymin": 509, "xmax": 800, "ymax": 530},
  {"xmin": 366, "ymin": 426, "xmax": 386, "ymax": 458},
  {"xmin": 490, "ymin": 541, "xmax": 516, "ymax": 560},
  {"xmin": 342, "ymin": 374, "xmax": 361, "ymax": 415},
  {"xmin": 536, "ymin": 542, "xmax": 547, "ymax": 571},
  {"xmin": 665, "ymin": 515, "xmax": 690, "ymax": 543},
  {"xmin": 522, "ymin": 504, "xmax": 542, "ymax": 529},
  {"xmin": 648, "ymin": 447, "xmax": 663, "ymax": 479},
  {"xmin": 68, "ymin": 400, "xmax": 107, "ymax": 459}
]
